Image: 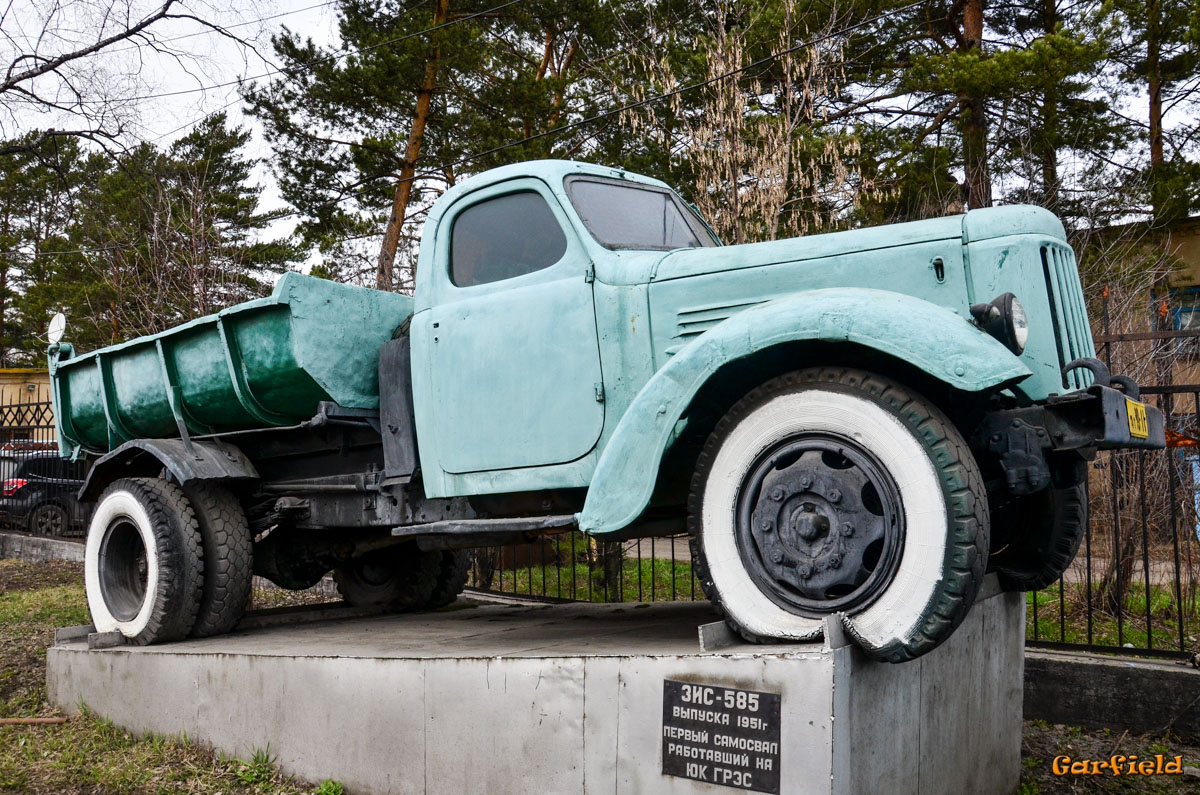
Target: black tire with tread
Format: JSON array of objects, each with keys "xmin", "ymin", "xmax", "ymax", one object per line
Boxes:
[
  {"xmin": 333, "ymin": 543, "xmax": 440, "ymax": 610},
  {"xmin": 183, "ymin": 483, "xmax": 253, "ymax": 637},
  {"xmin": 425, "ymin": 550, "xmax": 471, "ymax": 609},
  {"xmin": 991, "ymin": 461, "xmax": 1087, "ymax": 592},
  {"xmin": 688, "ymin": 367, "xmax": 989, "ymax": 663},
  {"xmin": 91, "ymin": 477, "xmax": 204, "ymax": 645}
]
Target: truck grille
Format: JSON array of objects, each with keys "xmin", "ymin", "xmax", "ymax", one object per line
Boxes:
[{"xmin": 1041, "ymin": 244, "xmax": 1095, "ymax": 390}]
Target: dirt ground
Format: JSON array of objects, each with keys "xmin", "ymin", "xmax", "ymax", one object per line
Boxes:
[{"xmin": 2, "ymin": 557, "xmax": 1200, "ymax": 793}]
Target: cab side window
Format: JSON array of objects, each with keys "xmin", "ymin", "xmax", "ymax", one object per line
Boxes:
[{"xmin": 450, "ymin": 191, "xmax": 568, "ymax": 287}]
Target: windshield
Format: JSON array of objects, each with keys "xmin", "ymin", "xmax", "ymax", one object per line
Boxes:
[{"xmin": 565, "ymin": 176, "xmax": 719, "ymax": 251}]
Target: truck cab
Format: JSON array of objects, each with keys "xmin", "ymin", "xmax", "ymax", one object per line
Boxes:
[{"xmin": 51, "ymin": 159, "xmax": 1163, "ymax": 662}]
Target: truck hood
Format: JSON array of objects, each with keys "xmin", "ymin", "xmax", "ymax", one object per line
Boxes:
[{"xmin": 650, "ymin": 205, "xmax": 1065, "ymax": 283}]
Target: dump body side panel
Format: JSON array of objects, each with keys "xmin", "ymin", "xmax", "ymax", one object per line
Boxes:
[{"xmin": 51, "ymin": 273, "xmax": 412, "ymax": 459}]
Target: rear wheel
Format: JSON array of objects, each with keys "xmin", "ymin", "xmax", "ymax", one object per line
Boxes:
[
  {"xmin": 184, "ymin": 484, "xmax": 253, "ymax": 637},
  {"xmin": 84, "ymin": 478, "xmax": 203, "ymax": 645},
  {"xmin": 29, "ymin": 503, "xmax": 67, "ymax": 537},
  {"xmin": 689, "ymin": 368, "xmax": 989, "ymax": 662},
  {"xmin": 333, "ymin": 543, "xmax": 440, "ymax": 610}
]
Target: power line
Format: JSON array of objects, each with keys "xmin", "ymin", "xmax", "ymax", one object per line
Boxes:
[
  {"xmin": 141, "ymin": 0, "xmax": 437, "ymax": 144},
  {"xmin": 24, "ymin": 0, "xmax": 924, "ymax": 258},
  {"xmin": 116, "ymin": 0, "xmax": 524, "ymax": 102},
  {"xmin": 273, "ymin": 0, "xmax": 927, "ymax": 224},
  {"xmin": 109, "ymin": 1, "xmax": 340, "ymax": 54}
]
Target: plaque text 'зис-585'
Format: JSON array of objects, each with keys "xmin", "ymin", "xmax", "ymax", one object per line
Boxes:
[{"xmin": 661, "ymin": 680, "xmax": 781, "ymax": 793}]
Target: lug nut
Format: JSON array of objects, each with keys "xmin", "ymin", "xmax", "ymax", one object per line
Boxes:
[
  {"xmin": 759, "ymin": 519, "xmax": 773, "ymax": 532},
  {"xmin": 841, "ymin": 522, "xmax": 854, "ymax": 537},
  {"xmin": 828, "ymin": 489, "xmax": 842, "ymax": 503},
  {"xmin": 798, "ymin": 564, "xmax": 812, "ymax": 579},
  {"xmin": 829, "ymin": 553, "xmax": 842, "ymax": 569},
  {"xmin": 771, "ymin": 550, "xmax": 784, "ymax": 564},
  {"xmin": 799, "ymin": 475, "xmax": 812, "ymax": 489},
  {"xmin": 769, "ymin": 486, "xmax": 785, "ymax": 501}
]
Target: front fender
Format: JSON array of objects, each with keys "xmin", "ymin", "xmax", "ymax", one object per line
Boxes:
[
  {"xmin": 79, "ymin": 438, "xmax": 259, "ymax": 502},
  {"xmin": 577, "ymin": 288, "xmax": 1031, "ymax": 535}
]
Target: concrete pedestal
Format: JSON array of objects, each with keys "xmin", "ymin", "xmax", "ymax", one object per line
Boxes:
[{"xmin": 47, "ymin": 578, "xmax": 1023, "ymax": 795}]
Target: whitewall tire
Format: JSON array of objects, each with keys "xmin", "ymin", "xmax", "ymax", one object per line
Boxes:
[
  {"xmin": 688, "ymin": 368, "xmax": 989, "ymax": 662},
  {"xmin": 85, "ymin": 478, "xmax": 204, "ymax": 645}
]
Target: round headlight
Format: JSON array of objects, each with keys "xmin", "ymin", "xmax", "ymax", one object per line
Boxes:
[
  {"xmin": 970, "ymin": 292, "xmax": 1027, "ymax": 355},
  {"xmin": 1009, "ymin": 296, "xmax": 1028, "ymax": 353}
]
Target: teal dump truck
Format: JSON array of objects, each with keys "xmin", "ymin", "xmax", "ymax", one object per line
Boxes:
[{"xmin": 49, "ymin": 159, "xmax": 1164, "ymax": 661}]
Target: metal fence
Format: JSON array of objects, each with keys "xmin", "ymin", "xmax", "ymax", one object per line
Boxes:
[
  {"xmin": 465, "ymin": 534, "xmax": 700, "ymax": 604},
  {"xmin": 0, "ymin": 397, "xmax": 88, "ymax": 538},
  {"xmin": 1023, "ymin": 294, "xmax": 1200, "ymax": 661}
]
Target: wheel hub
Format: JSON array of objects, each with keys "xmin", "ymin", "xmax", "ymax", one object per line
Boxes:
[
  {"xmin": 97, "ymin": 518, "xmax": 149, "ymax": 622},
  {"xmin": 736, "ymin": 435, "xmax": 904, "ymax": 614}
]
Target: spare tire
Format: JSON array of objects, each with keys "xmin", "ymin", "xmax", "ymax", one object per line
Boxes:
[
  {"xmin": 425, "ymin": 550, "xmax": 471, "ymax": 609},
  {"xmin": 334, "ymin": 543, "xmax": 440, "ymax": 610}
]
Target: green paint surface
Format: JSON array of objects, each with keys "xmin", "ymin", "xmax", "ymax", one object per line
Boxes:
[{"xmin": 50, "ymin": 272, "xmax": 412, "ymax": 457}]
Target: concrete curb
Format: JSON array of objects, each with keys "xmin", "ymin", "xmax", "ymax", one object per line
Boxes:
[
  {"xmin": 0, "ymin": 531, "xmax": 84, "ymax": 563},
  {"xmin": 1024, "ymin": 649, "xmax": 1200, "ymax": 741}
]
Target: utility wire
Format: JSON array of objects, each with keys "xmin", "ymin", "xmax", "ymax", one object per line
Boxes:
[
  {"xmin": 25, "ymin": 0, "xmax": 924, "ymax": 257},
  {"xmin": 269, "ymin": 0, "xmax": 927, "ymax": 226},
  {"xmin": 117, "ymin": 0, "xmax": 524, "ymax": 102},
  {"xmin": 108, "ymin": 1, "xmax": 340, "ymax": 53}
]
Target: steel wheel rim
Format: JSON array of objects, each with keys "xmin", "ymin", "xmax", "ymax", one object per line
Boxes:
[
  {"xmin": 734, "ymin": 432, "xmax": 905, "ymax": 616},
  {"xmin": 97, "ymin": 518, "xmax": 149, "ymax": 622}
]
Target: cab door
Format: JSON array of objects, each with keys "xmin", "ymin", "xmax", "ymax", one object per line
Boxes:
[{"xmin": 427, "ymin": 179, "xmax": 604, "ymax": 474}]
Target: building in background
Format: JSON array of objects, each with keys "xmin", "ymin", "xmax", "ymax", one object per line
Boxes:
[{"xmin": 0, "ymin": 368, "xmax": 55, "ymax": 448}]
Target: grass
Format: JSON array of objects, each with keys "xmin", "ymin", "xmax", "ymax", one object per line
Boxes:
[
  {"xmin": 1025, "ymin": 581, "xmax": 1200, "ymax": 653},
  {"xmin": 0, "ymin": 559, "xmax": 343, "ymax": 794},
  {"xmin": 1021, "ymin": 721, "xmax": 1200, "ymax": 793}
]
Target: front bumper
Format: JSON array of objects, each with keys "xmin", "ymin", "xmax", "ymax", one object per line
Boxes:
[
  {"xmin": 1042, "ymin": 385, "xmax": 1164, "ymax": 451},
  {"xmin": 975, "ymin": 364, "xmax": 1164, "ymax": 495}
]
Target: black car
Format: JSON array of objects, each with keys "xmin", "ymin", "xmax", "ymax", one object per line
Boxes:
[{"xmin": 0, "ymin": 451, "xmax": 89, "ymax": 537}]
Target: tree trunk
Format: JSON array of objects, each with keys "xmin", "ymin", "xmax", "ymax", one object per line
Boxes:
[
  {"xmin": 960, "ymin": 0, "xmax": 992, "ymax": 209},
  {"xmin": 374, "ymin": 0, "xmax": 450, "ymax": 291}
]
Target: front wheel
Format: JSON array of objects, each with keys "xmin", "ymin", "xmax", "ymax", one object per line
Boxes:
[
  {"xmin": 990, "ymin": 459, "xmax": 1087, "ymax": 592},
  {"xmin": 688, "ymin": 368, "xmax": 989, "ymax": 663}
]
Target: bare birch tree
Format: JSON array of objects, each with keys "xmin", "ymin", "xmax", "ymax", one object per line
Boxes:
[{"xmin": 0, "ymin": 0, "xmax": 265, "ymax": 155}]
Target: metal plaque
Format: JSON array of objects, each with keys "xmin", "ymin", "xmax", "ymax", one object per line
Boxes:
[{"xmin": 662, "ymin": 679, "xmax": 781, "ymax": 793}]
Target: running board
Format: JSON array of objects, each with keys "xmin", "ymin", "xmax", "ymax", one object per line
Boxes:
[{"xmin": 392, "ymin": 514, "xmax": 577, "ymax": 550}]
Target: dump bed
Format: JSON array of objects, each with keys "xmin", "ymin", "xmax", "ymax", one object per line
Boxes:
[{"xmin": 49, "ymin": 272, "xmax": 413, "ymax": 459}]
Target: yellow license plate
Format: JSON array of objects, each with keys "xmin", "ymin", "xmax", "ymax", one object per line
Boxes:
[{"xmin": 1127, "ymin": 398, "xmax": 1149, "ymax": 439}]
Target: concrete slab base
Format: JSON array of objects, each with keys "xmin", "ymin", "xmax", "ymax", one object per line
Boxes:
[{"xmin": 47, "ymin": 579, "xmax": 1023, "ymax": 795}]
